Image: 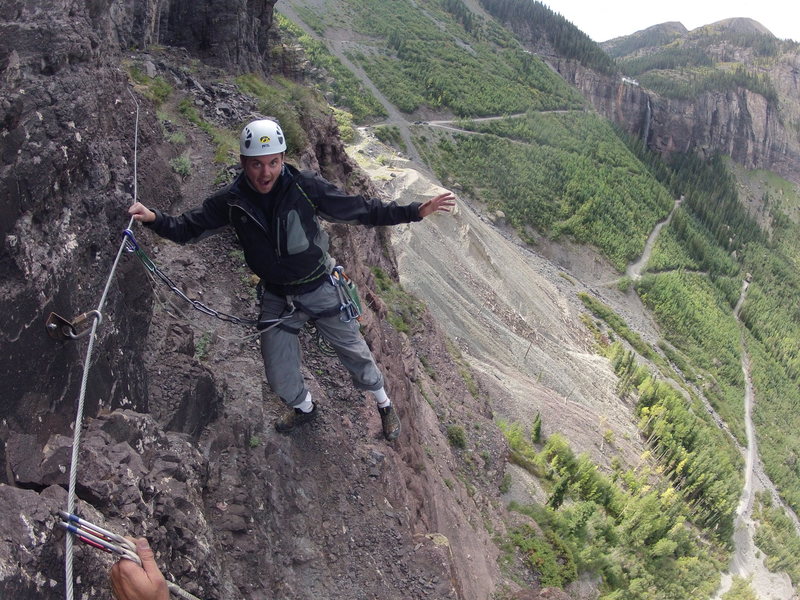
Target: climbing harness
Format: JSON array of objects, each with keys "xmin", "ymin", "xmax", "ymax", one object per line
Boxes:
[
  {"xmin": 330, "ymin": 266, "xmax": 363, "ymax": 323},
  {"xmin": 58, "ymin": 512, "xmax": 202, "ymax": 600}
]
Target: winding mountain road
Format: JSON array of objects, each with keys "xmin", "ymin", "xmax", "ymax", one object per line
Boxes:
[
  {"xmin": 623, "ymin": 205, "xmax": 797, "ymax": 598},
  {"xmin": 625, "ymin": 196, "xmax": 681, "ymax": 280},
  {"xmin": 278, "ymin": 2, "xmax": 426, "ymax": 165}
]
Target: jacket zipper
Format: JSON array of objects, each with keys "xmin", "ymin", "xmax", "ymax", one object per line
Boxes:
[
  {"xmin": 229, "ymin": 171, "xmax": 296, "ymax": 258},
  {"xmin": 275, "ymin": 217, "xmax": 282, "ymax": 258},
  {"xmin": 231, "ymin": 202, "xmax": 281, "ymax": 257}
]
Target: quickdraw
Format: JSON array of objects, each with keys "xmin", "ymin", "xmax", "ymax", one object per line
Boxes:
[
  {"xmin": 59, "ymin": 511, "xmax": 141, "ymax": 564},
  {"xmin": 57, "ymin": 511, "xmax": 202, "ymax": 600},
  {"xmin": 330, "ymin": 266, "xmax": 363, "ymax": 323}
]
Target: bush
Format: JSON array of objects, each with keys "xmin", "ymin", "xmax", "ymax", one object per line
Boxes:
[
  {"xmin": 369, "ymin": 266, "xmax": 425, "ymax": 333},
  {"xmin": 127, "ymin": 64, "xmax": 172, "ymax": 106},
  {"xmin": 235, "ymin": 73, "xmax": 313, "ymax": 155},
  {"xmin": 169, "ymin": 154, "xmax": 191, "ymax": 178},
  {"xmin": 508, "ymin": 524, "xmax": 577, "ymax": 588},
  {"xmin": 374, "ymin": 125, "xmax": 407, "ymax": 152},
  {"xmin": 447, "ymin": 424, "xmax": 466, "ymax": 448}
]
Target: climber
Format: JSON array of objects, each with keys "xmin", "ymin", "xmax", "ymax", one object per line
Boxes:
[
  {"xmin": 128, "ymin": 118, "xmax": 455, "ymax": 441},
  {"xmin": 109, "ymin": 538, "xmax": 169, "ymax": 600}
]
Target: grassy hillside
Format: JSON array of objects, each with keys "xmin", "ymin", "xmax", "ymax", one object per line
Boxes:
[
  {"xmin": 287, "ymin": 0, "xmax": 585, "ymax": 116},
  {"xmin": 418, "ymin": 112, "xmax": 673, "ymax": 270},
  {"xmin": 739, "ymin": 180, "xmax": 800, "ymax": 513},
  {"xmin": 274, "ymin": 13, "xmax": 386, "ymax": 122},
  {"xmin": 640, "ymin": 153, "xmax": 800, "ymax": 517}
]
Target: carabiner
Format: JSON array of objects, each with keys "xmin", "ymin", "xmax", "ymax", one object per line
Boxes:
[{"xmin": 122, "ymin": 229, "xmax": 139, "ymax": 253}]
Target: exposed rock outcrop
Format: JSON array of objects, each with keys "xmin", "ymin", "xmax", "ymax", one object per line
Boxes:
[
  {"xmin": 1, "ymin": 0, "xmax": 162, "ymax": 435},
  {"xmin": 106, "ymin": 0, "xmax": 277, "ymax": 72},
  {"xmin": 155, "ymin": 0, "xmax": 277, "ymax": 74},
  {"xmin": 551, "ymin": 52, "xmax": 800, "ymax": 184}
]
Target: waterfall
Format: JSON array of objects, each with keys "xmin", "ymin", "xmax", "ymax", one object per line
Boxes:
[{"xmin": 642, "ymin": 95, "xmax": 651, "ymax": 144}]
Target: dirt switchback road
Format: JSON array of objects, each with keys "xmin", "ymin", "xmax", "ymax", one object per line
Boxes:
[
  {"xmin": 713, "ymin": 280, "xmax": 796, "ymax": 600},
  {"xmin": 626, "ymin": 196, "xmax": 681, "ymax": 280}
]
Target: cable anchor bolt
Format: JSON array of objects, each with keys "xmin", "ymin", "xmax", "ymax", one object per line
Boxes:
[{"xmin": 46, "ymin": 310, "xmax": 103, "ymax": 340}]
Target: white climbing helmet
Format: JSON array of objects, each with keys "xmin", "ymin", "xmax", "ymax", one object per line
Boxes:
[{"xmin": 239, "ymin": 119, "xmax": 287, "ymax": 156}]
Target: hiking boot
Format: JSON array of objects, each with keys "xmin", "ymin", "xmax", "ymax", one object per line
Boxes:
[
  {"xmin": 378, "ymin": 404, "xmax": 401, "ymax": 441},
  {"xmin": 275, "ymin": 403, "xmax": 318, "ymax": 433}
]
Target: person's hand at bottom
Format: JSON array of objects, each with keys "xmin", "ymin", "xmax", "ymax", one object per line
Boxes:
[{"xmin": 109, "ymin": 538, "xmax": 169, "ymax": 600}]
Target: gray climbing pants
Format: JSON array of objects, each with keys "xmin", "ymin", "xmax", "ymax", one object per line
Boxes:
[{"xmin": 259, "ymin": 280, "xmax": 384, "ymax": 407}]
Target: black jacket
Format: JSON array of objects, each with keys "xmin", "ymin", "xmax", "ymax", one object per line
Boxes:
[{"xmin": 146, "ymin": 163, "xmax": 422, "ymax": 295}]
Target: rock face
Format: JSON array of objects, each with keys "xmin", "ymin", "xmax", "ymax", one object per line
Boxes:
[
  {"xmin": 550, "ymin": 57, "xmax": 651, "ymax": 139},
  {"xmin": 1, "ymin": 0, "xmax": 161, "ymax": 437},
  {"xmin": 647, "ymin": 88, "xmax": 795, "ymax": 172},
  {"xmin": 107, "ymin": 0, "xmax": 277, "ymax": 72},
  {"xmin": 550, "ymin": 46, "xmax": 800, "ymax": 185},
  {"xmin": 0, "ymin": 0, "xmax": 278, "ymax": 446},
  {"xmin": 155, "ymin": 0, "xmax": 277, "ymax": 73},
  {"xmin": 1, "ymin": 2, "xmax": 509, "ymax": 599}
]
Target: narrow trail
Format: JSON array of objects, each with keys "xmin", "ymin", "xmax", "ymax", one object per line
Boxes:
[{"xmin": 278, "ymin": 2, "xmax": 425, "ymax": 166}]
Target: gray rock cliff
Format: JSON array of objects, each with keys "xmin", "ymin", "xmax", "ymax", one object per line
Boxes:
[{"xmin": 551, "ymin": 52, "xmax": 800, "ymax": 185}]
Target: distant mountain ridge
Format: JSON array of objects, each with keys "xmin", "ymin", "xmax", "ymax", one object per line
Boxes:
[
  {"xmin": 603, "ymin": 17, "xmax": 774, "ymax": 51},
  {"xmin": 603, "ymin": 17, "xmax": 778, "ymax": 57}
]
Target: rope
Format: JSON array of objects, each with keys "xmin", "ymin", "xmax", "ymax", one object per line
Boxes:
[
  {"xmin": 64, "ymin": 88, "xmax": 140, "ymax": 600},
  {"xmin": 63, "ymin": 87, "xmax": 201, "ymax": 600}
]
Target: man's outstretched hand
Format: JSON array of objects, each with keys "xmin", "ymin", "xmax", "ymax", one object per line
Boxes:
[{"xmin": 418, "ymin": 192, "xmax": 456, "ymax": 218}]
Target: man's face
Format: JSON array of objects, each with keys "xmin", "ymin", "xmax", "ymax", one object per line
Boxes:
[{"xmin": 242, "ymin": 153, "xmax": 284, "ymax": 194}]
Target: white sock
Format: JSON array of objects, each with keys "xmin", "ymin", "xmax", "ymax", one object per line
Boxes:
[
  {"xmin": 372, "ymin": 387, "xmax": 391, "ymax": 408},
  {"xmin": 296, "ymin": 392, "xmax": 313, "ymax": 413}
]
